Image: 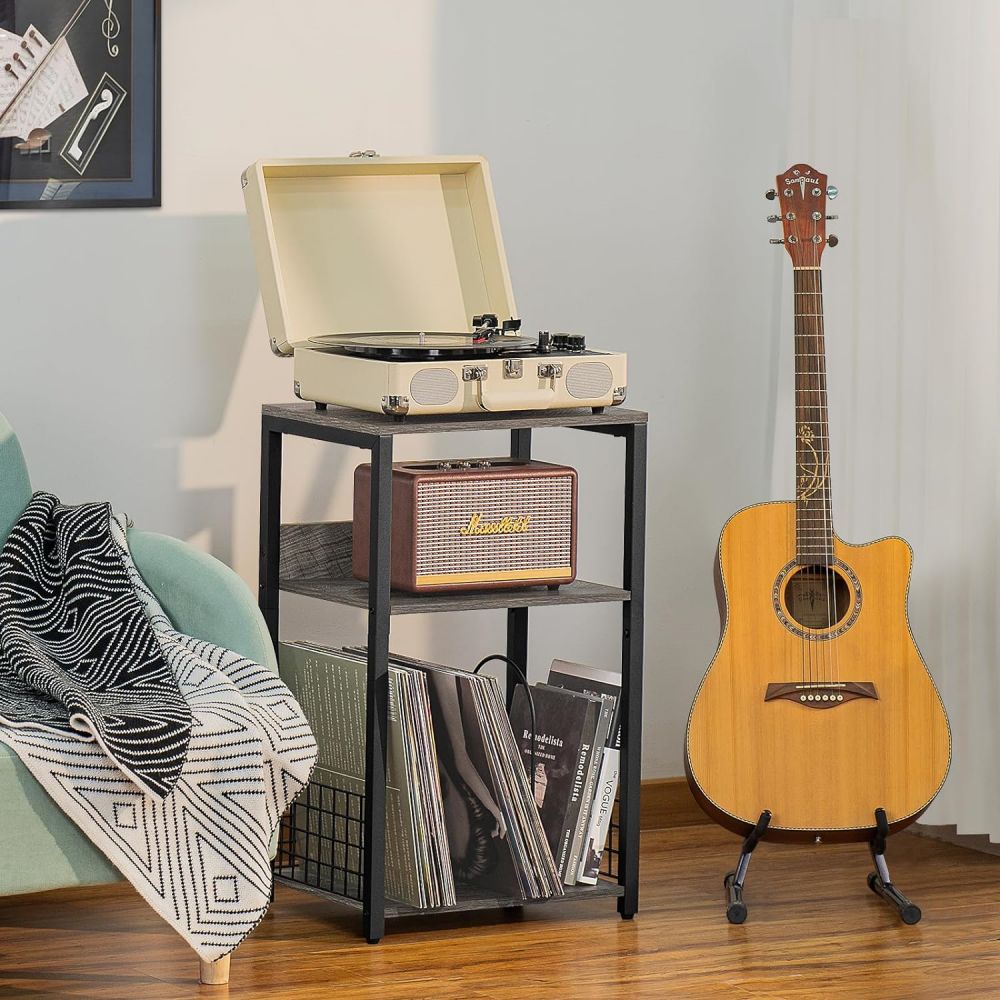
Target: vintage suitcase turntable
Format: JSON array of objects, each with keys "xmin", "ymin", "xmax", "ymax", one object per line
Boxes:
[{"xmin": 242, "ymin": 155, "xmax": 627, "ymax": 416}]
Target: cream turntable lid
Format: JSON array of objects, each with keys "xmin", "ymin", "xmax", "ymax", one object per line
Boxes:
[{"xmin": 242, "ymin": 156, "xmax": 517, "ymax": 357}]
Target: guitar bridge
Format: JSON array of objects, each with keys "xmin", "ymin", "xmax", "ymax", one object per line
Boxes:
[{"xmin": 764, "ymin": 681, "xmax": 878, "ymax": 708}]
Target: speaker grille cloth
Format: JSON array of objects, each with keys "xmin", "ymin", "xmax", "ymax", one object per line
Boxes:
[
  {"xmin": 416, "ymin": 476, "xmax": 573, "ymax": 575},
  {"xmin": 566, "ymin": 361, "xmax": 613, "ymax": 399},
  {"xmin": 409, "ymin": 368, "xmax": 459, "ymax": 406}
]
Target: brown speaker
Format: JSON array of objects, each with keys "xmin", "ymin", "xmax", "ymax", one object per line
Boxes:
[{"xmin": 353, "ymin": 459, "xmax": 578, "ymax": 593}]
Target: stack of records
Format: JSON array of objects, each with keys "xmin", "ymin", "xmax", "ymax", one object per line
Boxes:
[
  {"xmin": 383, "ymin": 651, "xmax": 563, "ymax": 902},
  {"xmin": 280, "ymin": 642, "xmax": 455, "ymax": 908},
  {"xmin": 279, "ymin": 642, "xmax": 562, "ymax": 906}
]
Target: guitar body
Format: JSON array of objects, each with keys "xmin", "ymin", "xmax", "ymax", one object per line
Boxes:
[{"xmin": 686, "ymin": 500, "xmax": 951, "ymax": 842}]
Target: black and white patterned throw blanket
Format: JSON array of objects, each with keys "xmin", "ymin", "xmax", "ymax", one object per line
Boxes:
[{"xmin": 0, "ymin": 494, "xmax": 317, "ymax": 961}]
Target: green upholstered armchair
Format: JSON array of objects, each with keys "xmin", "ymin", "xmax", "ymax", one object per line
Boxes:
[{"xmin": 0, "ymin": 411, "xmax": 276, "ymax": 985}]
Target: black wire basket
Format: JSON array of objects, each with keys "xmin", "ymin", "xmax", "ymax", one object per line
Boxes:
[{"xmin": 273, "ymin": 775, "xmax": 621, "ymax": 902}]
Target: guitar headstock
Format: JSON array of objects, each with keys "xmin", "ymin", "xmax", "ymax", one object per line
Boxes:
[{"xmin": 766, "ymin": 163, "xmax": 838, "ymax": 266}]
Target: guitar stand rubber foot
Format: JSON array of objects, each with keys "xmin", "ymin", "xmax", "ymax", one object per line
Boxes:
[
  {"xmin": 866, "ymin": 871, "xmax": 922, "ymax": 924},
  {"xmin": 867, "ymin": 807, "xmax": 922, "ymax": 924},
  {"xmin": 724, "ymin": 871, "xmax": 748, "ymax": 924}
]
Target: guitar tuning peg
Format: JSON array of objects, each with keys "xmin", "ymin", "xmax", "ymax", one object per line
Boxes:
[
  {"xmin": 827, "ymin": 234, "xmax": 839, "ymax": 247},
  {"xmin": 767, "ymin": 214, "xmax": 782, "ymax": 223},
  {"xmin": 765, "ymin": 188, "xmax": 777, "ymax": 200},
  {"xmin": 769, "ymin": 238, "xmax": 785, "ymax": 245},
  {"xmin": 825, "ymin": 214, "xmax": 839, "ymax": 221},
  {"xmin": 827, "ymin": 185, "xmax": 839, "ymax": 199}
]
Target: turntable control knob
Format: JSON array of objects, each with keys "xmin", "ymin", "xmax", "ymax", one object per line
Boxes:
[
  {"xmin": 566, "ymin": 334, "xmax": 586, "ymax": 352},
  {"xmin": 537, "ymin": 331, "xmax": 552, "ymax": 352},
  {"xmin": 552, "ymin": 334, "xmax": 569, "ymax": 351}
]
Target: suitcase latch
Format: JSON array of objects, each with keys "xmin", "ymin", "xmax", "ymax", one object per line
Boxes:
[{"xmin": 463, "ymin": 365, "xmax": 489, "ymax": 382}]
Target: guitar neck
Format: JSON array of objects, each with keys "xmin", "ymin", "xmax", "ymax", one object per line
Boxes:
[{"xmin": 794, "ymin": 267, "xmax": 834, "ymax": 565}]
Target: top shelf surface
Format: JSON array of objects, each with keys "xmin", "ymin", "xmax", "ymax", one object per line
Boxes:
[{"xmin": 262, "ymin": 402, "xmax": 648, "ymax": 437}]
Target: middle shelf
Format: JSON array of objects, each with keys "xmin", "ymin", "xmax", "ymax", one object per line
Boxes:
[{"xmin": 278, "ymin": 521, "xmax": 630, "ymax": 614}]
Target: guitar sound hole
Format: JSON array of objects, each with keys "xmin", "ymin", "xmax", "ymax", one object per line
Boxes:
[{"xmin": 784, "ymin": 565, "xmax": 851, "ymax": 630}]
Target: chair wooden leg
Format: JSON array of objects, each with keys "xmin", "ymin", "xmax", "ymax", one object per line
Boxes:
[{"xmin": 199, "ymin": 953, "xmax": 231, "ymax": 986}]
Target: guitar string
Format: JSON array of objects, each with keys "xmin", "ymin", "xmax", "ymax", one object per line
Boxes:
[
  {"xmin": 799, "ymin": 239, "xmax": 833, "ymax": 692},
  {"xmin": 804, "ymin": 222, "xmax": 827, "ymax": 691},
  {"xmin": 791, "ymin": 222, "xmax": 808, "ymax": 690},
  {"xmin": 816, "ymin": 256, "xmax": 842, "ymax": 694},
  {"xmin": 798, "ymin": 258, "xmax": 820, "ymax": 688},
  {"xmin": 806, "ymin": 229, "xmax": 837, "ymax": 693},
  {"xmin": 796, "ymin": 240, "xmax": 815, "ymax": 689},
  {"xmin": 805, "ymin": 248, "xmax": 833, "ymax": 692},
  {"xmin": 806, "ymin": 258, "xmax": 829, "ymax": 691},
  {"xmin": 796, "ymin": 220, "xmax": 813, "ymax": 689},
  {"xmin": 799, "ymin": 275, "xmax": 815, "ymax": 690}
]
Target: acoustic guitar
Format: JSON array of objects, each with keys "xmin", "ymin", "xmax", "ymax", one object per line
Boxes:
[{"xmin": 685, "ymin": 164, "xmax": 950, "ymax": 843}]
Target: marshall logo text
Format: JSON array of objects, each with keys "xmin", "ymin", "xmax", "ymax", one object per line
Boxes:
[{"xmin": 460, "ymin": 513, "xmax": 531, "ymax": 536}]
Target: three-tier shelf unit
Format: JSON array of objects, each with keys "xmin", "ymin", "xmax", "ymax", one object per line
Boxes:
[{"xmin": 260, "ymin": 401, "xmax": 647, "ymax": 943}]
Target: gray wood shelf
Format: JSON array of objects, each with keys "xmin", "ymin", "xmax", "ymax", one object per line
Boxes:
[
  {"xmin": 263, "ymin": 401, "xmax": 647, "ymax": 439},
  {"xmin": 280, "ymin": 575, "xmax": 630, "ymax": 614},
  {"xmin": 274, "ymin": 873, "xmax": 624, "ymax": 916},
  {"xmin": 276, "ymin": 520, "xmax": 630, "ymax": 613}
]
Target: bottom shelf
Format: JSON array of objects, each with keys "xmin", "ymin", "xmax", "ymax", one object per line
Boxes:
[
  {"xmin": 274, "ymin": 869, "xmax": 624, "ymax": 917},
  {"xmin": 275, "ymin": 775, "xmax": 623, "ymax": 921}
]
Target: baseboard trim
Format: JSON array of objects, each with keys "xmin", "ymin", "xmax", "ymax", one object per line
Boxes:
[
  {"xmin": 910, "ymin": 822, "xmax": 1000, "ymax": 857},
  {"xmin": 640, "ymin": 776, "xmax": 706, "ymax": 830},
  {"xmin": 639, "ymin": 782, "xmax": 1000, "ymax": 854}
]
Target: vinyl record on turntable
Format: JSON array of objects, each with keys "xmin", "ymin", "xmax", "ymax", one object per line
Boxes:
[{"xmin": 308, "ymin": 331, "xmax": 539, "ymax": 360}]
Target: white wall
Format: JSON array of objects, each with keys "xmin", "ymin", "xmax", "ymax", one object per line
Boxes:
[{"xmin": 0, "ymin": 0, "xmax": 794, "ymax": 778}]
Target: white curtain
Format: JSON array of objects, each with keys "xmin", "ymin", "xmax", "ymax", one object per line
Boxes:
[{"xmin": 773, "ymin": 0, "xmax": 1000, "ymax": 838}]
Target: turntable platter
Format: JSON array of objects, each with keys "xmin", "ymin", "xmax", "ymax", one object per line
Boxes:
[{"xmin": 308, "ymin": 331, "xmax": 538, "ymax": 360}]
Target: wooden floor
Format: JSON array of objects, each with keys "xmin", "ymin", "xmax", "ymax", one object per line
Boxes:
[{"xmin": 2, "ymin": 824, "xmax": 999, "ymax": 999}]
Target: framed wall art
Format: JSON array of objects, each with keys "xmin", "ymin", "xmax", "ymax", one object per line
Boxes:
[{"xmin": 0, "ymin": 0, "xmax": 159, "ymax": 209}]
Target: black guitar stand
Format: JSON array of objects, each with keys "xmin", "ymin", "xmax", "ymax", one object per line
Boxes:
[
  {"xmin": 721, "ymin": 806, "xmax": 921, "ymax": 925},
  {"xmin": 867, "ymin": 807, "xmax": 922, "ymax": 924},
  {"xmin": 723, "ymin": 810, "xmax": 771, "ymax": 924}
]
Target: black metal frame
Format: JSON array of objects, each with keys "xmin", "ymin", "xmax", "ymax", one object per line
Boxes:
[{"xmin": 259, "ymin": 408, "xmax": 647, "ymax": 943}]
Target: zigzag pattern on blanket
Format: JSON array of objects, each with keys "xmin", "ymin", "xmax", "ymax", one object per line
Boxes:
[{"xmin": 0, "ymin": 494, "xmax": 191, "ymax": 797}]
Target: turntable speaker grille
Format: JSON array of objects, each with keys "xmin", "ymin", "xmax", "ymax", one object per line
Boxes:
[
  {"xmin": 566, "ymin": 361, "xmax": 614, "ymax": 399},
  {"xmin": 410, "ymin": 368, "xmax": 459, "ymax": 405}
]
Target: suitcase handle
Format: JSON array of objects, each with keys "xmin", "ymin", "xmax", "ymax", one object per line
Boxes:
[{"xmin": 475, "ymin": 381, "xmax": 558, "ymax": 412}]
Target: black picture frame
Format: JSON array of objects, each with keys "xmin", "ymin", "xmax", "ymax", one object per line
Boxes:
[{"xmin": 0, "ymin": 0, "xmax": 160, "ymax": 210}]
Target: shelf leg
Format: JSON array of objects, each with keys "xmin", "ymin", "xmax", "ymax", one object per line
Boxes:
[
  {"xmin": 258, "ymin": 422, "xmax": 282, "ymax": 650},
  {"xmin": 362, "ymin": 434, "xmax": 392, "ymax": 945},
  {"xmin": 506, "ymin": 608, "xmax": 529, "ymax": 710},
  {"xmin": 506, "ymin": 429, "xmax": 532, "ymax": 708},
  {"xmin": 510, "ymin": 428, "xmax": 532, "ymax": 460},
  {"xmin": 618, "ymin": 422, "xmax": 646, "ymax": 919}
]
